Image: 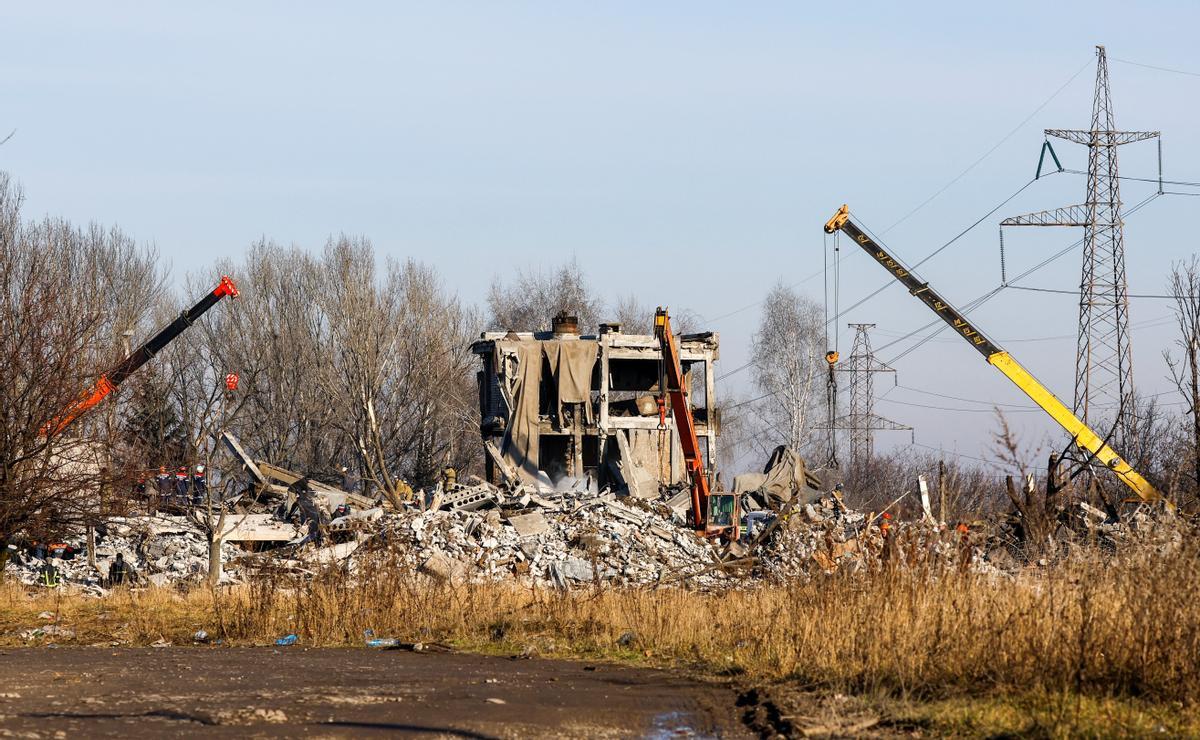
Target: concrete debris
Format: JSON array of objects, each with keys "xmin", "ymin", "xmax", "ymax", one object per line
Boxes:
[
  {"xmin": 418, "ymin": 552, "xmax": 468, "ymax": 584},
  {"xmin": 351, "ymin": 483, "xmax": 728, "ymax": 588},
  {"xmin": 1, "ymin": 514, "xmax": 244, "ymax": 595},
  {"xmin": 4, "ymin": 438, "xmax": 1182, "ymax": 596},
  {"xmin": 507, "ymin": 512, "xmax": 549, "ymax": 538}
]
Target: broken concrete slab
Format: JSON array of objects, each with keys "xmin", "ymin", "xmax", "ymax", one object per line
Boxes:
[
  {"xmin": 484, "ymin": 441, "xmax": 519, "ymax": 486},
  {"xmin": 614, "ymin": 430, "xmax": 658, "ymax": 500},
  {"xmin": 419, "ymin": 552, "xmax": 467, "ymax": 583},
  {"xmin": 603, "ymin": 500, "xmax": 648, "ymax": 526},
  {"xmin": 548, "ymin": 558, "xmax": 593, "ymax": 585},
  {"xmin": 664, "ymin": 489, "xmax": 692, "ymax": 520},
  {"xmin": 254, "ymin": 461, "xmax": 376, "ymax": 510},
  {"xmin": 441, "ymin": 485, "xmax": 498, "ymax": 512},
  {"xmin": 507, "ymin": 512, "xmax": 549, "ymax": 538},
  {"xmin": 217, "ymin": 514, "xmax": 305, "ymax": 542}
]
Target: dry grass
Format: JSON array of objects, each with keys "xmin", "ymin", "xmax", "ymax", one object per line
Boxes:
[{"xmin": 3, "ymin": 539, "xmax": 1199, "ymax": 732}]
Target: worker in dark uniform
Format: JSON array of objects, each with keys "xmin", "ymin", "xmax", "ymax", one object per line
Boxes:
[
  {"xmin": 291, "ymin": 477, "xmax": 329, "ymax": 546},
  {"xmin": 108, "ymin": 553, "xmax": 128, "ymax": 587},
  {"xmin": 156, "ymin": 467, "xmax": 172, "ymax": 510},
  {"xmin": 192, "ymin": 465, "xmax": 207, "ymax": 506}
]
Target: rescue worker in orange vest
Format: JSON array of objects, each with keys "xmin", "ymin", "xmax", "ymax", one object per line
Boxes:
[
  {"xmin": 879, "ymin": 512, "xmax": 895, "ymax": 564},
  {"xmin": 956, "ymin": 522, "xmax": 972, "ymax": 571}
]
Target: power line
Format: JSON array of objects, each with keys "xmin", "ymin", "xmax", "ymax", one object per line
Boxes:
[
  {"xmin": 1112, "ymin": 57, "xmax": 1200, "ymax": 79},
  {"xmin": 906, "ymin": 441, "xmax": 1010, "ymax": 472},
  {"xmin": 880, "ymin": 57, "xmax": 1092, "ymax": 233},
  {"xmin": 1061, "ymin": 168, "xmax": 1200, "ymax": 189},
  {"xmin": 1006, "ymin": 284, "xmax": 1198, "ymax": 300},
  {"xmin": 826, "ymin": 177, "xmax": 1043, "ymax": 332},
  {"xmin": 879, "ymin": 397, "xmax": 1040, "ymax": 414},
  {"xmin": 894, "ymin": 383, "xmax": 1037, "ymax": 409},
  {"xmin": 715, "ymin": 360, "xmax": 754, "ymax": 383},
  {"xmin": 878, "ymin": 192, "xmax": 1161, "ymax": 366},
  {"xmin": 880, "ymin": 288, "xmax": 1005, "ymax": 363},
  {"xmin": 700, "ymin": 57, "xmax": 1095, "ymax": 329},
  {"xmin": 874, "ymin": 314, "xmax": 1176, "ymax": 344},
  {"xmin": 724, "ymin": 391, "xmax": 776, "ymax": 411}
]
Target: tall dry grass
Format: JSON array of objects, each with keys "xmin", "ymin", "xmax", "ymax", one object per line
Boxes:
[{"xmin": 2, "ymin": 538, "xmax": 1198, "ymax": 705}]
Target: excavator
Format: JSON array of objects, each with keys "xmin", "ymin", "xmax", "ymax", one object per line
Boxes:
[
  {"xmin": 823, "ymin": 205, "xmax": 1165, "ymax": 506},
  {"xmin": 654, "ymin": 307, "xmax": 739, "ymax": 539},
  {"xmin": 45, "ymin": 275, "xmax": 240, "ymax": 437}
]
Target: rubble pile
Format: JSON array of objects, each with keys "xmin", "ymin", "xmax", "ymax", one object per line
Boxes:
[
  {"xmin": 3, "ymin": 516, "xmax": 244, "ymax": 595},
  {"xmin": 4, "ymin": 434, "xmax": 1184, "ymax": 596},
  {"xmin": 361, "ymin": 487, "xmax": 729, "ymax": 588},
  {"xmin": 758, "ymin": 500, "xmax": 970, "ymax": 579}
]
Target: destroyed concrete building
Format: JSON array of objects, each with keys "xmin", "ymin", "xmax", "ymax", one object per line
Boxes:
[{"xmin": 473, "ymin": 313, "xmax": 720, "ymax": 496}]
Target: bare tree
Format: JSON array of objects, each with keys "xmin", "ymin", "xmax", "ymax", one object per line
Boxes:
[
  {"xmin": 0, "ymin": 173, "xmax": 161, "ymax": 554},
  {"xmin": 487, "ymin": 257, "xmax": 603, "ymax": 332},
  {"xmin": 748, "ymin": 283, "xmax": 824, "ymax": 456},
  {"xmin": 172, "ymin": 238, "xmax": 479, "ymax": 505},
  {"xmin": 194, "ymin": 242, "xmax": 343, "ymax": 477},
  {"xmin": 612, "ymin": 293, "xmax": 653, "ymax": 334},
  {"xmin": 312, "ymin": 237, "xmax": 409, "ymax": 504},
  {"xmin": 611, "ymin": 293, "xmax": 701, "ymax": 335},
  {"xmin": 1165, "ymin": 256, "xmax": 1200, "ymax": 495},
  {"xmin": 384, "ymin": 258, "xmax": 481, "ymax": 487}
]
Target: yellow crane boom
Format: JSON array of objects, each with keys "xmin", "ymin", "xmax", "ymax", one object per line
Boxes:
[{"xmin": 824, "ymin": 204, "xmax": 1164, "ymax": 505}]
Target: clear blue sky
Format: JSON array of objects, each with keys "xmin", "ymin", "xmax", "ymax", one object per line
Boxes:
[{"xmin": 3, "ymin": 2, "xmax": 1199, "ymax": 472}]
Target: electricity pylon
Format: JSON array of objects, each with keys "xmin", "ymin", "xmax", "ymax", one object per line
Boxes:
[
  {"xmin": 832, "ymin": 323, "xmax": 910, "ymax": 465},
  {"xmin": 1001, "ymin": 45, "xmax": 1157, "ymax": 450}
]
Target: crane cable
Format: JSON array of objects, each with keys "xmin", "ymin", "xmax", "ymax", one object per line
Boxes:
[{"xmin": 823, "ymin": 231, "xmax": 842, "ymax": 467}]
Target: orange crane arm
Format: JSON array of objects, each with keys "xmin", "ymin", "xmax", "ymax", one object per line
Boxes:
[
  {"xmin": 45, "ymin": 276, "xmax": 239, "ymax": 437},
  {"xmin": 654, "ymin": 307, "xmax": 711, "ymax": 532}
]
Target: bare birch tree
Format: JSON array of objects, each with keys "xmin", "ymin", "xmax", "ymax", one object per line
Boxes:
[{"xmin": 749, "ymin": 283, "xmax": 824, "ymax": 456}]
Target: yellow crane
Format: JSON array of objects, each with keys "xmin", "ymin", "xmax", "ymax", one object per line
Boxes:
[{"xmin": 824, "ymin": 204, "xmax": 1165, "ymax": 506}]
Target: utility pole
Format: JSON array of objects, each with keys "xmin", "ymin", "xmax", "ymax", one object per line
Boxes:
[
  {"xmin": 1001, "ymin": 45, "xmax": 1157, "ymax": 452},
  {"xmin": 831, "ymin": 324, "xmax": 911, "ymax": 465}
]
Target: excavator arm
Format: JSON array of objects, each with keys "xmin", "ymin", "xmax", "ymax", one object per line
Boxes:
[
  {"xmin": 45, "ymin": 275, "xmax": 239, "ymax": 437},
  {"xmin": 824, "ymin": 205, "xmax": 1163, "ymax": 505},
  {"xmin": 654, "ymin": 307, "xmax": 712, "ymax": 533}
]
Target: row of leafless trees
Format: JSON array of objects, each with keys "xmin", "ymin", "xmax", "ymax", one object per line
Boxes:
[
  {"xmin": 6, "ymin": 163, "xmax": 1200, "ymax": 546},
  {"xmin": 128, "ymin": 239, "xmax": 484, "ymax": 507},
  {"xmin": 0, "ymin": 171, "xmax": 724, "ymax": 544}
]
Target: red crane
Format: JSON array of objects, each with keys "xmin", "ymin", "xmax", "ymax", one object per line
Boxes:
[
  {"xmin": 654, "ymin": 307, "xmax": 738, "ymax": 540},
  {"xmin": 45, "ymin": 276, "xmax": 239, "ymax": 437}
]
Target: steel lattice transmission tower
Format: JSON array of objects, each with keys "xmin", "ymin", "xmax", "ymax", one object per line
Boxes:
[
  {"xmin": 833, "ymin": 324, "xmax": 910, "ymax": 464},
  {"xmin": 1001, "ymin": 45, "xmax": 1157, "ymax": 449}
]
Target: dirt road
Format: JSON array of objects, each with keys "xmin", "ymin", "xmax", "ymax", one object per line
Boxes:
[{"xmin": 0, "ymin": 647, "xmax": 753, "ymax": 738}]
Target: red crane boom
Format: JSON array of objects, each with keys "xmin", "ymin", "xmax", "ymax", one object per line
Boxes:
[
  {"xmin": 45, "ymin": 276, "xmax": 239, "ymax": 437},
  {"xmin": 654, "ymin": 307, "xmax": 738, "ymax": 539}
]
